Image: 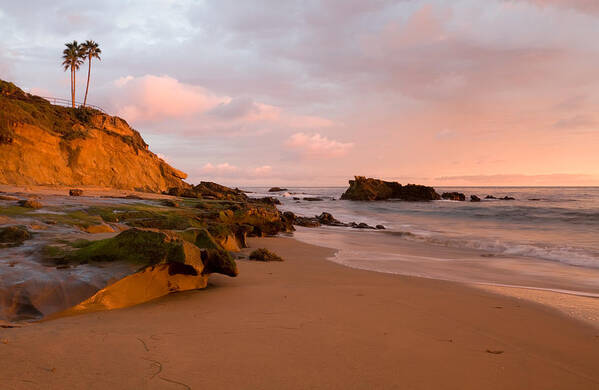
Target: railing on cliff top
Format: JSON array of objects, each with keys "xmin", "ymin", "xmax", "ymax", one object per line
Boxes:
[{"xmin": 40, "ymin": 96, "xmax": 107, "ymax": 114}]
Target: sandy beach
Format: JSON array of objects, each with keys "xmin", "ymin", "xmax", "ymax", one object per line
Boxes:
[{"xmin": 1, "ymin": 236, "xmax": 598, "ymax": 389}]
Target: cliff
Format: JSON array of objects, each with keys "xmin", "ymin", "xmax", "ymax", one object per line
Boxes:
[{"xmin": 0, "ymin": 79, "xmax": 188, "ymax": 192}]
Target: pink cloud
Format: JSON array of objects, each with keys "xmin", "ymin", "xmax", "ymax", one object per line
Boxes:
[
  {"xmin": 107, "ymin": 75, "xmax": 335, "ymax": 136},
  {"xmin": 199, "ymin": 162, "xmax": 239, "ymax": 175},
  {"xmin": 285, "ymin": 132, "xmax": 353, "ymax": 158}
]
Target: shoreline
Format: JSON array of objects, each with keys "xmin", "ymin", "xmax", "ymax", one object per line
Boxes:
[{"xmin": 1, "ymin": 236, "xmax": 599, "ymax": 389}]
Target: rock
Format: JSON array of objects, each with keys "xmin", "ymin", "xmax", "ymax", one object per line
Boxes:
[
  {"xmin": 257, "ymin": 196, "xmax": 281, "ymax": 205},
  {"xmin": 294, "ymin": 216, "xmax": 321, "ymax": 227},
  {"xmin": 3, "ymin": 289, "xmax": 43, "ymax": 322},
  {"xmin": 82, "ymin": 223, "xmax": 115, "ymax": 234},
  {"xmin": 193, "ymin": 181, "xmax": 248, "ymax": 201},
  {"xmin": 442, "ymin": 192, "xmax": 466, "ymax": 201},
  {"xmin": 57, "ymin": 228, "xmax": 239, "ymax": 313},
  {"xmin": 350, "ymin": 222, "xmax": 376, "ymax": 229},
  {"xmin": 69, "ymin": 189, "xmax": 83, "ymax": 196},
  {"xmin": 304, "ymin": 197, "xmax": 324, "ymax": 201},
  {"xmin": 485, "ymin": 195, "xmax": 515, "ymax": 200},
  {"xmin": 0, "ymin": 80, "xmax": 189, "ymax": 193},
  {"xmin": 0, "ymin": 226, "xmax": 31, "ymax": 247},
  {"xmin": 317, "ymin": 212, "xmax": 345, "ymax": 226},
  {"xmin": 293, "ymin": 197, "xmax": 300, "ymax": 200},
  {"xmin": 0, "ymin": 195, "xmax": 18, "ymax": 201},
  {"xmin": 161, "ymin": 199, "xmax": 179, "ymax": 207},
  {"xmin": 167, "ymin": 187, "xmax": 198, "ymax": 198},
  {"xmin": 470, "ymin": 195, "xmax": 481, "ymax": 202},
  {"xmin": 341, "ymin": 176, "xmax": 440, "ymax": 201},
  {"xmin": 376, "ymin": 225, "xmax": 386, "ymax": 229},
  {"xmin": 17, "ymin": 199, "xmax": 42, "ymax": 209},
  {"xmin": 249, "ymin": 248, "xmax": 284, "ymax": 262},
  {"xmin": 268, "ymin": 187, "xmax": 287, "ymax": 192}
]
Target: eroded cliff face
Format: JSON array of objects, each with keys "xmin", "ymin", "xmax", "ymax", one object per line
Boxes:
[{"xmin": 0, "ymin": 80, "xmax": 188, "ymax": 193}]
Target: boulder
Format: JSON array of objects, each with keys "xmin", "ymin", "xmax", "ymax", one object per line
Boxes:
[
  {"xmin": 69, "ymin": 189, "xmax": 83, "ymax": 196},
  {"xmin": 470, "ymin": 195, "xmax": 481, "ymax": 202},
  {"xmin": 317, "ymin": 212, "xmax": 345, "ymax": 226},
  {"xmin": 0, "ymin": 195, "xmax": 18, "ymax": 201},
  {"xmin": 442, "ymin": 192, "xmax": 466, "ymax": 201},
  {"xmin": 341, "ymin": 176, "xmax": 440, "ymax": 201},
  {"xmin": 376, "ymin": 225, "xmax": 386, "ymax": 229},
  {"xmin": 268, "ymin": 187, "xmax": 287, "ymax": 192},
  {"xmin": 485, "ymin": 195, "xmax": 497, "ymax": 199},
  {"xmin": 193, "ymin": 181, "xmax": 248, "ymax": 201},
  {"xmin": 61, "ymin": 228, "xmax": 238, "ymax": 313},
  {"xmin": 249, "ymin": 248, "xmax": 284, "ymax": 262},
  {"xmin": 294, "ymin": 217, "xmax": 321, "ymax": 228}
]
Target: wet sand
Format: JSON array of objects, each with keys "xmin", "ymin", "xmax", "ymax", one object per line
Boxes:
[{"xmin": 1, "ymin": 236, "xmax": 599, "ymax": 389}]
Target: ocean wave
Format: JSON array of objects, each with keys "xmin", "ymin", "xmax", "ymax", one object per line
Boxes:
[{"xmin": 383, "ymin": 229, "xmax": 599, "ymax": 268}]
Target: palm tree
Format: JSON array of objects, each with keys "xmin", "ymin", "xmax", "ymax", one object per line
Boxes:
[
  {"xmin": 61, "ymin": 41, "xmax": 84, "ymax": 108},
  {"xmin": 80, "ymin": 40, "xmax": 101, "ymax": 107}
]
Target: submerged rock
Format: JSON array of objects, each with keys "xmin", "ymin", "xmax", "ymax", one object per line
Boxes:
[
  {"xmin": 442, "ymin": 192, "xmax": 466, "ymax": 201},
  {"xmin": 249, "ymin": 248, "xmax": 284, "ymax": 262},
  {"xmin": 341, "ymin": 176, "xmax": 440, "ymax": 201},
  {"xmin": 470, "ymin": 195, "xmax": 481, "ymax": 202}
]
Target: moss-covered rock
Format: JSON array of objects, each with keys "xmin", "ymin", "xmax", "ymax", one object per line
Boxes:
[
  {"xmin": 66, "ymin": 228, "xmax": 186, "ymax": 265},
  {"xmin": 201, "ymin": 249, "xmax": 238, "ymax": 277},
  {"xmin": 249, "ymin": 248, "xmax": 284, "ymax": 262},
  {"xmin": 18, "ymin": 199, "xmax": 42, "ymax": 209},
  {"xmin": 0, "ymin": 226, "xmax": 31, "ymax": 247}
]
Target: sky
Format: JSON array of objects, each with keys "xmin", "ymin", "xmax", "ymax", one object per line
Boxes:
[{"xmin": 1, "ymin": 0, "xmax": 598, "ymax": 186}]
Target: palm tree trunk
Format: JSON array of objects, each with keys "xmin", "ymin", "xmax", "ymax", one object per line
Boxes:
[
  {"xmin": 70, "ymin": 67, "xmax": 75, "ymax": 108},
  {"xmin": 83, "ymin": 57, "xmax": 91, "ymax": 107},
  {"xmin": 73, "ymin": 67, "xmax": 77, "ymax": 108}
]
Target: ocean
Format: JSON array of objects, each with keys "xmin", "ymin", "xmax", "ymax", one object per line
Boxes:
[{"xmin": 245, "ymin": 187, "xmax": 599, "ymax": 296}]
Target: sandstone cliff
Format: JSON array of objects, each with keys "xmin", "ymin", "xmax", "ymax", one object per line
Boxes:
[{"xmin": 0, "ymin": 80, "xmax": 188, "ymax": 192}]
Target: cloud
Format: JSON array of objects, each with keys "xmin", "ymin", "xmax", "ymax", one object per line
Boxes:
[
  {"xmin": 552, "ymin": 115, "xmax": 597, "ymax": 130},
  {"xmin": 523, "ymin": 0, "xmax": 599, "ymax": 15},
  {"xmin": 285, "ymin": 132, "xmax": 354, "ymax": 158},
  {"xmin": 106, "ymin": 74, "xmax": 335, "ymax": 136},
  {"xmin": 198, "ymin": 162, "xmax": 239, "ymax": 175}
]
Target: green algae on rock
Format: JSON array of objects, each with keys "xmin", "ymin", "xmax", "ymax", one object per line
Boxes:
[{"xmin": 249, "ymin": 248, "xmax": 284, "ymax": 262}]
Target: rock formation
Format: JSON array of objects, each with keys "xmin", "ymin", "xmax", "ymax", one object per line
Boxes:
[
  {"xmin": 340, "ymin": 176, "xmax": 440, "ymax": 201},
  {"xmin": 442, "ymin": 192, "xmax": 466, "ymax": 201},
  {"xmin": 0, "ymin": 80, "xmax": 189, "ymax": 193}
]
